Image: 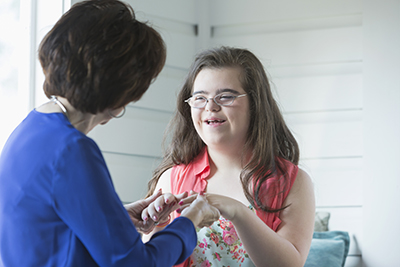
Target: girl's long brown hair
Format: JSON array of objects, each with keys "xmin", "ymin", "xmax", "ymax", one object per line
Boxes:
[{"xmin": 147, "ymin": 47, "xmax": 299, "ymax": 212}]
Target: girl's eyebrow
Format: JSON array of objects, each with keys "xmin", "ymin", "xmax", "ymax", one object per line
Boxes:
[{"xmin": 192, "ymin": 88, "xmax": 241, "ymax": 95}]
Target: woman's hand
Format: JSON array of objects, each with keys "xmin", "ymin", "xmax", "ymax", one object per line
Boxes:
[
  {"xmin": 179, "ymin": 192, "xmax": 220, "ymax": 228},
  {"xmin": 124, "ymin": 189, "xmax": 163, "ymax": 234}
]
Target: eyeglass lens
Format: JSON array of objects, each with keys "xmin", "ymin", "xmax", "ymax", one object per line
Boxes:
[{"xmin": 189, "ymin": 93, "xmax": 238, "ymax": 108}]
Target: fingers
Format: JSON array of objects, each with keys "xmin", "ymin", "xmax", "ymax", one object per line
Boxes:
[
  {"xmin": 141, "ymin": 193, "xmax": 177, "ymax": 224},
  {"xmin": 176, "ymin": 191, "xmax": 205, "ymax": 213},
  {"xmin": 174, "ymin": 191, "xmax": 189, "ymax": 202},
  {"xmin": 140, "ymin": 188, "xmax": 163, "ymax": 209}
]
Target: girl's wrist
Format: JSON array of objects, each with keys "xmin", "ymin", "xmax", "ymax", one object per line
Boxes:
[{"xmin": 155, "ymin": 215, "xmax": 171, "ymax": 227}]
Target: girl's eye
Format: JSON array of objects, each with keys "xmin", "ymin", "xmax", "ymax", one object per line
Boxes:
[
  {"xmin": 193, "ymin": 96, "xmax": 206, "ymax": 102},
  {"xmin": 218, "ymin": 94, "xmax": 235, "ymax": 102}
]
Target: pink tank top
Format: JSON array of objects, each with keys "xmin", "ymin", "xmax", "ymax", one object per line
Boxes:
[{"xmin": 171, "ymin": 148, "xmax": 298, "ymax": 267}]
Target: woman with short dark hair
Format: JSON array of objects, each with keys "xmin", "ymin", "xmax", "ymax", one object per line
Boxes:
[{"xmin": 0, "ymin": 1, "xmax": 219, "ymax": 266}]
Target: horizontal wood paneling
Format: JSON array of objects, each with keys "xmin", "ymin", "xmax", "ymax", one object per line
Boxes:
[
  {"xmin": 209, "ymin": 0, "xmax": 362, "ymax": 26},
  {"xmin": 135, "ymin": 66, "xmax": 187, "ymax": 112},
  {"xmin": 135, "ymin": 15, "xmax": 197, "ymax": 70},
  {"xmin": 301, "ymin": 158, "xmax": 363, "ymax": 207},
  {"xmin": 126, "ymin": 0, "xmax": 197, "ymax": 24},
  {"xmin": 212, "ymin": 14, "xmax": 362, "ymax": 36},
  {"xmin": 268, "ymin": 61, "xmax": 363, "ymax": 78},
  {"xmin": 272, "ymin": 73, "xmax": 362, "ymax": 113},
  {"xmin": 127, "ymin": 0, "xmax": 199, "ymax": 70},
  {"xmin": 284, "ymin": 110, "xmax": 363, "ymax": 159},
  {"xmin": 103, "ymin": 152, "xmax": 161, "ymax": 202},
  {"xmin": 88, "ymin": 106, "xmax": 172, "ymax": 158},
  {"xmin": 161, "ymin": 30, "xmax": 197, "ymax": 70},
  {"xmin": 211, "ymin": 26, "xmax": 362, "ymax": 67}
]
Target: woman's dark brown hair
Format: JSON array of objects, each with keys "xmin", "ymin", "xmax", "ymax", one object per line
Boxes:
[
  {"xmin": 147, "ymin": 46, "xmax": 299, "ymax": 212},
  {"xmin": 38, "ymin": 0, "xmax": 166, "ymax": 113}
]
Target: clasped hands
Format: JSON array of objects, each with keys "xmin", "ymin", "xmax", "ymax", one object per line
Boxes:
[{"xmin": 125, "ymin": 189, "xmax": 226, "ymax": 234}]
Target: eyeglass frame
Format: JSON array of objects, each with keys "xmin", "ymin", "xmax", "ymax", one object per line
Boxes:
[{"xmin": 184, "ymin": 93, "xmax": 247, "ymax": 109}]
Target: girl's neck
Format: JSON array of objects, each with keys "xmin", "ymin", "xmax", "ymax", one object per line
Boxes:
[{"xmin": 206, "ymin": 145, "xmax": 251, "ymax": 173}]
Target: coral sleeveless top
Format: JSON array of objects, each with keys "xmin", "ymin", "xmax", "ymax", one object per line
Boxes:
[{"xmin": 171, "ymin": 148, "xmax": 298, "ymax": 267}]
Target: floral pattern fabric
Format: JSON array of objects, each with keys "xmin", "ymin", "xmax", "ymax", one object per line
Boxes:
[{"xmin": 188, "ymin": 207, "xmax": 256, "ymax": 267}]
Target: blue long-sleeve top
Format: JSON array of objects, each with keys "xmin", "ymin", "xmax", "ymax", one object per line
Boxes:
[{"xmin": 0, "ymin": 110, "xmax": 196, "ymax": 266}]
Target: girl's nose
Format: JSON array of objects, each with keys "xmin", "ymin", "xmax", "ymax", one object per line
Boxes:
[{"xmin": 205, "ymin": 98, "xmax": 221, "ymax": 112}]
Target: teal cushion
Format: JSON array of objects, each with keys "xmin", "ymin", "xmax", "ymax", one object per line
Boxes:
[{"xmin": 304, "ymin": 231, "xmax": 350, "ymax": 267}]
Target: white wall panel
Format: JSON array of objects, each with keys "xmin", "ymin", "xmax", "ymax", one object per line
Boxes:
[
  {"xmin": 209, "ymin": 0, "xmax": 362, "ymax": 26},
  {"xmin": 284, "ymin": 111, "xmax": 363, "ymax": 159},
  {"xmin": 88, "ymin": 106, "xmax": 172, "ymax": 158},
  {"xmin": 125, "ymin": 0, "xmax": 197, "ymax": 24},
  {"xmin": 161, "ymin": 31, "xmax": 197, "ymax": 69},
  {"xmin": 103, "ymin": 152, "xmax": 161, "ymax": 202},
  {"xmin": 212, "ymin": 14, "xmax": 362, "ymax": 37},
  {"xmin": 211, "ymin": 26, "xmax": 362, "ymax": 67},
  {"xmin": 131, "ymin": 14, "xmax": 197, "ymax": 70},
  {"xmin": 302, "ymin": 158, "xmax": 363, "ymax": 207},
  {"xmin": 268, "ymin": 62, "xmax": 363, "ymax": 79},
  {"xmin": 362, "ymin": 0, "xmax": 400, "ymax": 265},
  {"xmin": 272, "ymin": 73, "xmax": 363, "ymax": 113},
  {"xmin": 135, "ymin": 67, "xmax": 187, "ymax": 112}
]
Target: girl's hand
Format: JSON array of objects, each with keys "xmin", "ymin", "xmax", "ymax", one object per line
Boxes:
[
  {"xmin": 179, "ymin": 192, "xmax": 220, "ymax": 228},
  {"xmin": 141, "ymin": 191, "xmax": 188, "ymax": 226},
  {"xmin": 179, "ymin": 191, "xmax": 242, "ymax": 221}
]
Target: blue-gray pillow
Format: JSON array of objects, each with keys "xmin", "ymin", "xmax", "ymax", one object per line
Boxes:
[{"xmin": 304, "ymin": 231, "xmax": 350, "ymax": 267}]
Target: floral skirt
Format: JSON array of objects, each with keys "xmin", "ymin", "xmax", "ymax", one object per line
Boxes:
[{"xmin": 189, "ymin": 216, "xmax": 256, "ymax": 267}]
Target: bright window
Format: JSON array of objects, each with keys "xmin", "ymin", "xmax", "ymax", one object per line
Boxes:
[
  {"xmin": 0, "ymin": 0, "xmax": 67, "ymax": 152},
  {"xmin": 0, "ymin": 0, "xmax": 30, "ymax": 151}
]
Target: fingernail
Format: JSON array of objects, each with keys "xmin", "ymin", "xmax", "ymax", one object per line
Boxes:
[
  {"xmin": 153, "ymin": 216, "xmax": 157, "ymax": 221},
  {"xmin": 165, "ymin": 199, "xmax": 169, "ymax": 204},
  {"xmin": 179, "ymin": 201, "xmax": 184, "ymax": 205},
  {"xmin": 176, "ymin": 209, "xmax": 181, "ymax": 213},
  {"xmin": 156, "ymin": 206, "xmax": 162, "ymax": 212},
  {"xmin": 143, "ymin": 216, "xmax": 148, "ymax": 221},
  {"xmin": 154, "ymin": 188, "xmax": 162, "ymax": 195}
]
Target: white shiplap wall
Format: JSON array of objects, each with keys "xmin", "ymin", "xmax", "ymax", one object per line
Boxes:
[{"xmin": 207, "ymin": 1, "xmax": 363, "ymax": 266}]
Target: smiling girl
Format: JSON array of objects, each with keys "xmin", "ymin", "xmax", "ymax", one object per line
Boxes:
[{"xmin": 143, "ymin": 46, "xmax": 315, "ymax": 267}]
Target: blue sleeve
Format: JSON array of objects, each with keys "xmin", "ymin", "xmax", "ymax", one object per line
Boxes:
[{"xmin": 51, "ymin": 136, "xmax": 196, "ymax": 266}]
